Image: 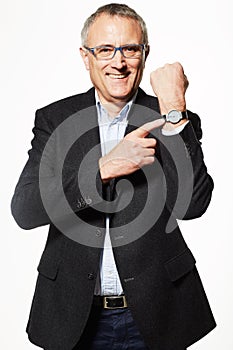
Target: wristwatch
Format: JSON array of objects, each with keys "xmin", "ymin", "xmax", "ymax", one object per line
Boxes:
[{"xmin": 163, "ymin": 110, "xmax": 188, "ymax": 124}]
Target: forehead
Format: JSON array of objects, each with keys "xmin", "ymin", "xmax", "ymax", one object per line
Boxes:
[{"xmin": 87, "ymin": 14, "xmax": 142, "ymax": 46}]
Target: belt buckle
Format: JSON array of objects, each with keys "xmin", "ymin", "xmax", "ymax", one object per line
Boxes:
[{"xmin": 103, "ymin": 295, "xmax": 127, "ymax": 309}]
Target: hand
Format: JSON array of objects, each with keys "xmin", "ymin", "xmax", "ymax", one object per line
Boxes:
[
  {"xmin": 99, "ymin": 119, "xmax": 165, "ymax": 183},
  {"xmin": 150, "ymin": 62, "xmax": 189, "ymax": 115}
]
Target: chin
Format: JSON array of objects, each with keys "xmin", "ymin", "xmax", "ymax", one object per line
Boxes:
[
  {"xmin": 110, "ymin": 89, "xmax": 133, "ymax": 101},
  {"xmin": 111, "ymin": 94, "xmax": 130, "ymax": 102}
]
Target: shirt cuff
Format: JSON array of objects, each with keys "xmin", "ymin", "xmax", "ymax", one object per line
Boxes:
[{"xmin": 162, "ymin": 121, "xmax": 189, "ymax": 136}]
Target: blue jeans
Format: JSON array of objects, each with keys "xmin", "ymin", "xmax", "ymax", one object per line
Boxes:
[{"xmin": 73, "ymin": 307, "xmax": 149, "ymax": 350}]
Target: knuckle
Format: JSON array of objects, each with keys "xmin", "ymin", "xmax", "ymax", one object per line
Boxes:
[
  {"xmin": 152, "ymin": 138, "xmax": 157, "ymax": 146},
  {"xmin": 148, "ymin": 138, "xmax": 156, "ymax": 147},
  {"xmin": 175, "ymin": 62, "xmax": 184, "ymax": 72},
  {"xmin": 148, "ymin": 157, "xmax": 155, "ymax": 164}
]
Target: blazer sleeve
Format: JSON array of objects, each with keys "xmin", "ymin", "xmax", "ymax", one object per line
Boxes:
[
  {"xmin": 157, "ymin": 111, "xmax": 214, "ymax": 220},
  {"xmin": 11, "ymin": 107, "xmax": 104, "ymax": 230}
]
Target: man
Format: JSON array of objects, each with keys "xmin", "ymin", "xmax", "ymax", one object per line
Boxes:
[{"xmin": 11, "ymin": 3, "xmax": 216, "ymax": 350}]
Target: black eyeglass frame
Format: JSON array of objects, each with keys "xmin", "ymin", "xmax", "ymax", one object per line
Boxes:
[{"xmin": 84, "ymin": 44, "xmax": 147, "ymax": 60}]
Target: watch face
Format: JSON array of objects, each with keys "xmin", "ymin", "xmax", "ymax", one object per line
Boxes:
[{"xmin": 167, "ymin": 110, "xmax": 182, "ymax": 124}]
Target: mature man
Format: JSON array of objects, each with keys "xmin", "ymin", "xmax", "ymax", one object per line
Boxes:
[{"xmin": 11, "ymin": 3, "xmax": 216, "ymax": 350}]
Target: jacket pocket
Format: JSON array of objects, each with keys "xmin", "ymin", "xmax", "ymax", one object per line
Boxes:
[
  {"xmin": 164, "ymin": 248, "xmax": 196, "ymax": 282},
  {"xmin": 37, "ymin": 251, "xmax": 61, "ymax": 280}
]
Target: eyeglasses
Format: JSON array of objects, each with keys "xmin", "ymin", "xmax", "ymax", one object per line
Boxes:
[{"xmin": 84, "ymin": 44, "xmax": 147, "ymax": 60}]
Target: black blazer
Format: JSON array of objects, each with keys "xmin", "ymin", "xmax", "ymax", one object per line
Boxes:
[{"xmin": 11, "ymin": 87, "xmax": 216, "ymax": 350}]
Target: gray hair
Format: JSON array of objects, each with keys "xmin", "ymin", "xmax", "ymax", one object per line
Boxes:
[{"xmin": 81, "ymin": 3, "xmax": 148, "ymax": 47}]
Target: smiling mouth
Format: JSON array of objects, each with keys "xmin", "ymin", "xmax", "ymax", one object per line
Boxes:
[{"xmin": 107, "ymin": 73, "xmax": 129, "ymax": 79}]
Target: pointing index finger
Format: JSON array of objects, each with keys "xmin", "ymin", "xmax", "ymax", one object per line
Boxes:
[{"xmin": 133, "ymin": 118, "xmax": 165, "ymax": 138}]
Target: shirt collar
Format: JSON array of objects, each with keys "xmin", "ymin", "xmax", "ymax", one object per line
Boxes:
[{"xmin": 95, "ymin": 90, "xmax": 137, "ymax": 125}]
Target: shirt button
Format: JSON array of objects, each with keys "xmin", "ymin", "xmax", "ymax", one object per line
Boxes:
[{"xmin": 87, "ymin": 273, "xmax": 94, "ymax": 280}]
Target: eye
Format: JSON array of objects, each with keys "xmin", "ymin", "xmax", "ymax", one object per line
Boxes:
[
  {"xmin": 100, "ymin": 48, "xmax": 111, "ymax": 53},
  {"xmin": 125, "ymin": 45, "xmax": 140, "ymax": 52},
  {"xmin": 97, "ymin": 46, "xmax": 114, "ymax": 54}
]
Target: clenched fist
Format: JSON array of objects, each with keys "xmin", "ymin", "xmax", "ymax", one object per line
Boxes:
[{"xmin": 150, "ymin": 62, "xmax": 189, "ymax": 116}]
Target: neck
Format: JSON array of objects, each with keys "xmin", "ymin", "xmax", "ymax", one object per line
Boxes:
[
  {"xmin": 102, "ymin": 101, "xmax": 127, "ymax": 118},
  {"xmin": 96, "ymin": 91, "xmax": 136, "ymax": 118}
]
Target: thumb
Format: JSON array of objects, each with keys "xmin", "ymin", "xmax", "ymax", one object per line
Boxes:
[{"xmin": 133, "ymin": 118, "xmax": 165, "ymax": 138}]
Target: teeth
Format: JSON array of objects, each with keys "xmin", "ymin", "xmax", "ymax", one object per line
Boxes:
[{"xmin": 108, "ymin": 74, "xmax": 126, "ymax": 79}]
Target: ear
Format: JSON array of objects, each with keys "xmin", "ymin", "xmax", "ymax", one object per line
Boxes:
[
  {"xmin": 142, "ymin": 45, "xmax": 150, "ymax": 68},
  {"xmin": 80, "ymin": 47, "xmax": 90, "ymax": 71},
  {"xmin": 145, "ymin": 45, "xmax": 150, "ymax": 61}
]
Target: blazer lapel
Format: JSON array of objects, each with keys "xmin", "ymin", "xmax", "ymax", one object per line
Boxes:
[
  {"xmin": 125, "ymin": 88, "xmax": 161, "ymax": 136},
  {"xmin": 76, "ymin": 88, "xmax": 102, "ymax": 160}
]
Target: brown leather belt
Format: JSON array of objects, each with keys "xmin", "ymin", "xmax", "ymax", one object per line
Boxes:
[{"xmin": 93, "ymin": 295, "xmax": 128, "ymax": 309}]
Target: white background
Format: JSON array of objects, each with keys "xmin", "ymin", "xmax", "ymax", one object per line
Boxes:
[{"xmin": 1, "ymin": 0, "xmax": 232, "ymax": 349}]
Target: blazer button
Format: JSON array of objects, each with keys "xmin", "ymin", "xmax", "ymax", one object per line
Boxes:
[
  {"xmin": 96, "ymin": 229, "xmax": 102, "ymax": 237},
  {"xmin": 85, "ymin": 197, "xmax": 92, "ymax": 205},
  {"xmin": 77, "ymin": 198, "xmax": 86, "ymax": 209},
  {"xmin": 76, "ymin": 200, "xmax": 82, "ymax": 209},
  {"xmin": 87, "ymin": 273, "xmax": 94, "ymax": 280}
]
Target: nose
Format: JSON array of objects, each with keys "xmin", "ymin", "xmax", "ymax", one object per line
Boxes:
[{"xmin": 111, "ymin": 48, "xmax": 126, "ymax": 68}]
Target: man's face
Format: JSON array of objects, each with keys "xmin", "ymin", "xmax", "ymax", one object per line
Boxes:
[{"xmin": 80, "ymin": 14, "xmax": 148, "ymax": 104}]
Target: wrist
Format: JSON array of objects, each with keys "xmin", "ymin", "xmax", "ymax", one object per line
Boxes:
[{"xmin": 159, "ymin": 100, "xmax": 186, "ymax": 116}]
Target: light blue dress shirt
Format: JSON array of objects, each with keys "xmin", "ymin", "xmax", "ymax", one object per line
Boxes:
[
  {"xmin": 94, "ymin": 91, "xmax": 189, "ymax": 296},
  {"xmin": 95, "ymin": 95, "xmax": 133, "ymax": 296}
]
